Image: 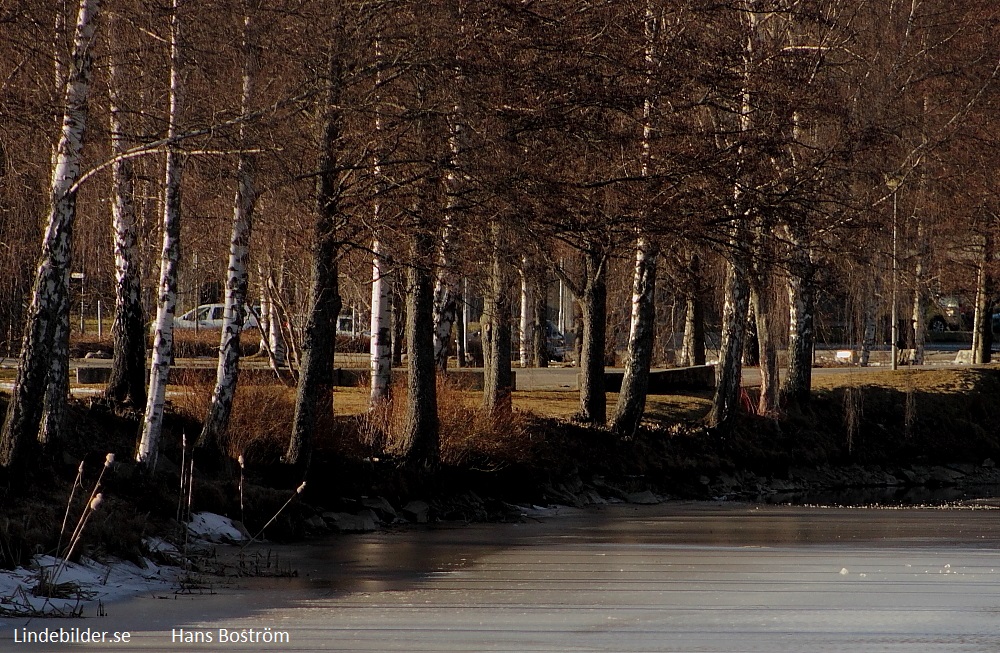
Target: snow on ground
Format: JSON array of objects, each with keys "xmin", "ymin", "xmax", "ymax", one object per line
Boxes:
[
  {"xmin": 0, "ymin": 554, "xmax": 176, "ymax": 618},
  {"xmin": 0, "ymin": 512, "xmax": 244, "ymax": 619},
  {"xmin": 186, "ymin": 512, "xmax": 247, "ymax": 544}
]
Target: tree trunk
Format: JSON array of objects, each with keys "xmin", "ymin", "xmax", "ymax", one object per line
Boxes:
[
  {"xmin": 533, "ymin": 284, "xmax": 548, "ymax": 368},
  {"xmin": 482, "ymin": 223, "xmax": 513, "ymax": 414},
  {"xmin": 972, "ymin": 233, "xmax": 993, "ymax": 365},
  {"xmin": 578, "ymin": 250, "xmax": 608, "ymax": 425},
  {"xmin": 707, "ymin": 259, "xmax": 750, "ymax": 429},
  {"xmin": 611, "ymin": 236, "xmax": 658, "ymax": 438},
  {"xmin": 137, "ymin": 0, "xmax": 183, "ymax": 468},
  {"xmin": 1, "ymin": 0, "xmax": 100, "ymax": 471},
  {"xmin": 287, "ymin": 255, "xmax": 340, "ymax": 470},
  {"xmin": 743, "ymin": 304, "xmax": 759, "ymax": 367},
  {"xmin": 456, "ymin": 295, "xmax": 466, "ymax": 367},
  {"xmin": 401, "ymin": 226, "xmax": 439, "ymax": 469},
  {"xmin": 680, "ymin": 251, "xmax": 705, "ymax": 367},
  {"xmin": 40, "ymin": 275, "xmax": 71, "ymax": 445},
  {"xmin": 258, "ymin": 264, "xmax": 287, "ymax": 368},
  {"xmin": 104, "ymin": 37, "xmax": 146, "ymax": 409},
  {"xmin": 911, "ymin": 215, "xmax": 929, "ymax": 365},
  {"xmin": 782, "ymin": 264, "xmax": 815, "ymax": 405},
  {"xmin": 431, "ymin": 221, "xmax": 458, "ymax": 372},
  {"xmin": 370, "ymin": 239, "xmax": 393, "ymax": 405},
  {"xmin": 199, "ymin": 5, "xmax": 258, "ymax": 452},
  {"xmin": 286, "ymin": 39, "xmax": 344, "ymax": 472},
  {"xmin": 391, "ymin": 278, "xmax": 405, "ymax": 367},
  {"xmin": 859, "ymin": 281, "xmax": 877, "ymax": 367},
  {"xmin": 519, "ymin": 258, "xmax": 533, "ymax": 368},
  {"xmin": 750, "ymin": 282, "xmax": 778, "ymax": 416}
]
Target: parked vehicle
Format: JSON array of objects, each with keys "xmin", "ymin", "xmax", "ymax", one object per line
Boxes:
[
  {"xmin": 172, "ymin": 303, "xmax": 261, "ymax": 330},
  {"xmin": 926, "ymin": 296, "xmax": 970, "ymax": 332}
]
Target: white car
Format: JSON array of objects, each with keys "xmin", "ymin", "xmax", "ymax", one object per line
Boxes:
[{"xmin": 173, "ymin": 303, "xmax": 261, "ymax": 330}]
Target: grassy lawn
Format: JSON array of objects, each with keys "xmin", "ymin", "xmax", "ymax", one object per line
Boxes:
[{"xmin": 327, "ymin": 385, "xmax": 713, "ymax": 422}]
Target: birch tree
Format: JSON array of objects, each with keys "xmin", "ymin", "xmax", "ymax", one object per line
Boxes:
[
  {"xmin": 707, "ymin": 2, "xmax": 758, "ymax": 430},
  {"xmin": 103, "ymin": 12, "xmax": 146, "ymax": 409},
  {"xmin": 0, "ymin": 0, "xmax": 100, "ymax": 471},
  {"xmin": 39, "ymin": 2, "xmax": 74, "ymax": 445},
  {"xmin": 199, "ymin": 0, "xmax": 260, "ymax": 451},
  {"xmin": 482, "ymin": 221, "xmax": 513, "ymax": 414},
  {"xmin": 431, "ymin": 2, "xmax": 467, "ymax": 372},
  {"xmin": 137, "ymin": 0, "xmax": 184, "ymax": 467},
  {"xmin": 369, "ymin": 37, "xmax": 392, "ymax": 406},
  {"xmin": 678, "ymin": 250, "xmax": 706, "ymax": 367},
  {"xmin": 612, "ymin": 0, "xmax": 665, "ymax": 438}
]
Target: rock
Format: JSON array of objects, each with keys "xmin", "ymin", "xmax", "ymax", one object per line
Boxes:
[
  {"xmin": 590, "ymin": 477, "xmax": 630, "ymax": 501},
  {"xmin": 882, "ymin": 473, "xmax": 901, "ymax": 486},
  {"xmin": 322, "ymin": 511, "xmax": 379, "ymax": 533},
  {"xmin": 626, "ymin": 490, "xmax": 661, "ymax": 505},
  {"xmin": 361, "ymin": 496, "xmax": 398, "ymax": 522},
  {"xmin": 542, "ymin": 485, "xmax": 583, "ymax": 507},
  {"xmin": 769, "ymin": 478, "xmax": 800, "ymax": 492},
  {"xmin": 929, "ymin": 466, "xmax": 965, "ymax": 485},
  {"xmin": 303, "ymin": 514, "xmax": 329, "ymax": 534},
  {"xmin": 402, "ymin": 500, "xmax": 430, "ymax": 524},
  {"xmin": 983, "ymin": 458, "xmax": 996, "ymax": 468}
]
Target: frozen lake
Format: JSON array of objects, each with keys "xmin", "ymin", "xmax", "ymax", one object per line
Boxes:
[{"xmin": 4, "ymin": 502, "xmax": 1000, "ymax": 652}]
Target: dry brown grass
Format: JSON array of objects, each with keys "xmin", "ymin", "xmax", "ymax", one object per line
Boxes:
[
  {"xmin": 172, "ymin": 374, "xmax": 538, "ymax": 467},
  {"xmin": 810, "ymin": 366, "xmax": 997, "ymax": 393},
  {"xmin": 172, "ymin": 371, "xmax": 297, "ymax": 463}
]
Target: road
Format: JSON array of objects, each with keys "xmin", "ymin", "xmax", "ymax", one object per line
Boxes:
[
  {"xmin": 4, "ymin": 502, "xmax": 999, "ymax": 652},
  {"xmin": 0, "ymin": 348, "xmax": 973, "ymax": 396}
]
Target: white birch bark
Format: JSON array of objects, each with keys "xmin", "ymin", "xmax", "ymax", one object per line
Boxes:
[
  {"xmin": 39, "ymin": 2, "xmax": 74, "ymax": 445},
  {"xmin": 199, "ymin": 4, "xmax": 258, "ymax": 450},
  {"xmin": 0, "ymin": 0, "xmax": 100, "ymax": 468},
  {"xmin": 972, "ymin": 233, "xmax": 992, "ymax": 364},
  {"xmin": 431, "ymin": 125, "xmax": 461, "ymax": 370},
  {"xmin": 519, "ymin": 258, "xmax": 533, "ymax": 368},
  {"xmin": 612, "ymin": 0, "xmax": 660, "ymax": 437},
  {"xmin": 138, "ymin": 0, "xmax": 183, "ymax": 467},
  {"xmin": 369, "ymin": 36, "xmax": 392, "ymax": 404},
  {"xmin": 370, "ymin": 238, "xmax": 392, "ymax": 404},
  {"xmin": 680, "ymin": 251, "xmax": 705, "ymax": 367},
  {"xmin": 258, "ymin": 264, "xmax": 286, "ymax": 368},
  {"xmin": 39, "ymin": 272, "xmax": 70, "ymax": 444},
  {"xmin": 781, "ymin": 220, "xmax": 816, "ymax": 401},
  {"xmin": 751, "ymin": 283, "xmax": 778, "ymax": 415},
  {"xmin": 709, "ymin": 1, "xmax": 756, "ymax": 429},
  {"xmin": 431, "ymin": 7, "xmax": 466, "ymax": 371},
  {"xmin": 611, "ymin": 236, "xmax": 659, "ymax": 437}
]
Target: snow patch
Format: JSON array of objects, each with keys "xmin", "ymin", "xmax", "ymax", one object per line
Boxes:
[
  {"xmin": 0, "ymin": 554, "xmax": 176, "ymax": 618},
  {"xmin": 186, "ymin": 512, "xmax": 247, "ymax": 544}
]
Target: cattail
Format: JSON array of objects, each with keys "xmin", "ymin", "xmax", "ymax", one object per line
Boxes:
[
  {"xmin": 57, "ymin": 460, "xmax": 86, "ymax": 558},
  {"xmin": 237, "ymin": 454, "xmax": 246, "ymax": 524},
  {"xmin": 242, "ymin": 479, "xmax": 307, "ymax": 550}
]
